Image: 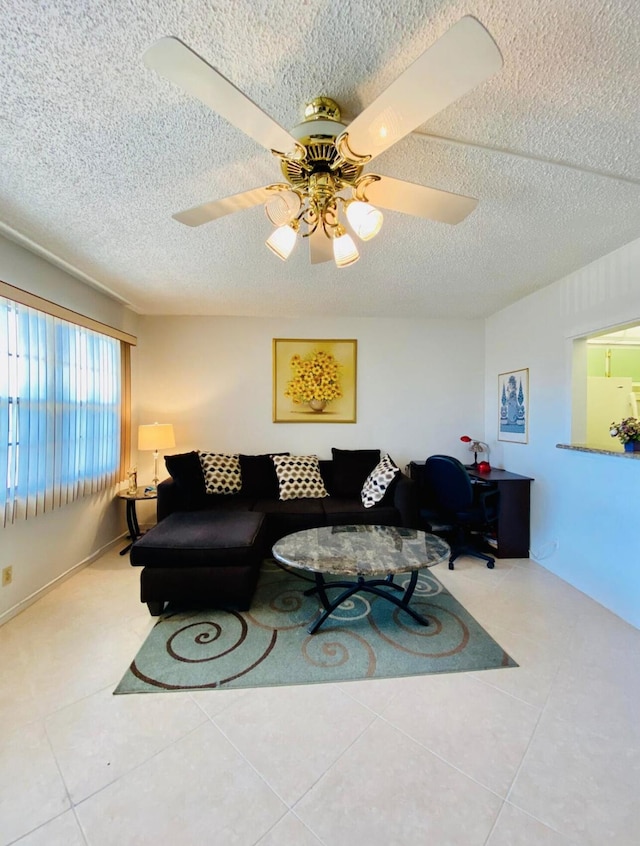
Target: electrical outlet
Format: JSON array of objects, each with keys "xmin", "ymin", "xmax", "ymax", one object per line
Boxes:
[{"xmin": 2, "ymin": 566, "xmax": 12, "ymax": 587}]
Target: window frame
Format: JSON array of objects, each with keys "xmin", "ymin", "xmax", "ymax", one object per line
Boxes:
[{"xmin": 0, "ymin": 280, "xmax": 136, "ymax": 523}]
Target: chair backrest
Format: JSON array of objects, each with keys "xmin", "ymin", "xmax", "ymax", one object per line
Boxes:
[{"xmin": 424, "ymin": 455, "xmax": 474, "ymax": 515}]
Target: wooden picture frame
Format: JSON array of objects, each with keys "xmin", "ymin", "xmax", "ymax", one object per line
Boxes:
[
  {"xmin": 498, "ymin": 368, "xmax": 529, "ymax": 443},
  {"xmin": 273, "ymin": 339, "xmax": 357, "ymax": 423}
]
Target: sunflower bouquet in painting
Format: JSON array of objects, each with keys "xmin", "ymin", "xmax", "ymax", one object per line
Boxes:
[{"xmin": 284, "ymin": 350, "xmax": 342, "ymax": 412}]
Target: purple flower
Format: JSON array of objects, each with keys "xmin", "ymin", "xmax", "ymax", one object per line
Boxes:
[{"xmin": 610, "ymin": 417, "xmax": 640, "ymax": 444}]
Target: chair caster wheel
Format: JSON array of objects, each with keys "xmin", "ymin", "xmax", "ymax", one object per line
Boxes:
[
  {"xmin": 487, "ymin": 561, "xmax": 495, "ymax": 569},
  {"xmin": 448, "ymin": 561, "xmax": 455, "ymax": 570}
]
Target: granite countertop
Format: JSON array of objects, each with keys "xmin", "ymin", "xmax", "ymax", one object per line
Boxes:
[{"xmin": 556, "ymin": 444, "xmax": 640, "ymax": 459}]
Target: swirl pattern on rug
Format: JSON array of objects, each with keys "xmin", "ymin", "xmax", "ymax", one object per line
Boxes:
[{"xmin": 117, "ymin": 561, "xmax": 516, "ymax": 694}]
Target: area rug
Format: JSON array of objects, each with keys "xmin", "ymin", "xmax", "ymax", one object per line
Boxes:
[{"xmin": 115, "ymin": 560, "xmax": 516, "ymax": 694}]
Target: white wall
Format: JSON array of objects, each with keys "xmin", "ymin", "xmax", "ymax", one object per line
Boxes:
[
  {"xmin": 0, "ymin": 235, "xmax": 139, "ymax": 621},
  {"xmin": 485, "ymin": 237, "xmax": 640, "ymax": 628},
  {"xmin": 132, "ymin": 315, "xmax": 486, "ymax": 520},
  {"xmin": 8, "ymin": 227, "xmax": 640, "ymax": 629}
]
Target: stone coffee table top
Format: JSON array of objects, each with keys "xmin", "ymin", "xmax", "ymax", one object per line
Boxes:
[{"xmin": 272, "ymin": 524, "xmax": 450, "ymax": 577}]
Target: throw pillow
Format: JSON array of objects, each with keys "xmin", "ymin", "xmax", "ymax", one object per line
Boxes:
[
  {"xmin": 361, "ymin": 454, "xmax": 400, "ymax": 508},
  {"xmin": 164, "ymin": 451, "xmax": 207, "ymax": 510},
  {"xmin": 331, "ymin": 448, "xmax": 381, "ymax": 498},
  {"xmin": 238, "ymin": 453, "xmax": 289, "ymax": 499},
  {"xmin": 198, "ymin": 452, "xmax": 242, "ymax": 495},
  {"xmin": 272, "ymin": 455, "xmax": 330, "ymax": 501}
]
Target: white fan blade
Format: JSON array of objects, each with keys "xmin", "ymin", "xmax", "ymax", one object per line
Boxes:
[
  {"xmin": 345, "ymin": 16, "xmax": 502, "ymax": 161},
  {"xmin": 309, "ymin": 226, "xmax": 333, "ymax": 264},
  {"xmin": 173, "ymin": 186, "xmax": 274, "ymax": 227},
  {"xmin": 363, "ymin": 175, "xmax": 478, "ymax": 224},
  {"xmin": 144, "ymin": 37, "xmax": 298, "ymax": 154}
]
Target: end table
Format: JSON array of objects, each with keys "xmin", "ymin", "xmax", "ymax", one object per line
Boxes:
[{"xmin": 117, "ymin": 487, "xmax": 157, "ymax": 555}]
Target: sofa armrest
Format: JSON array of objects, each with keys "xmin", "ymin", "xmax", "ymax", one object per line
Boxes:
[
  {"xmin": 392, "ymin": 473, "xmax": 419, "ymax": 528},
  {"xmin": 156, "ymin": 477, "xmax": 180, "ymax": 522}
]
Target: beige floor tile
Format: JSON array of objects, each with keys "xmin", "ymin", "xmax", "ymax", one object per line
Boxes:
[
  {"xmin": 543, "ymin": 657, "xmax": 640, "ymax": 746},
  {"xmin": 295, "ymin": 718, "xmax": 502, "ymax": 846},
  {"xmin": 336, "ymin": 675, "xmax": 405, "ymax": 714},
  {"xmin": 565, "ymin": 602, "xmax": 640, "ymax": 673},
  {"xmin": 469, "ymin": 621, "xmax": 563, "ymax": 708},
  {"xmin": 0, "ymin": 648, "xmax": 47, "ymax": 730},
  {"xmin": 45, "ymin": 685, "xmax": 208, "ymax": 803},
  {"xmin": 497, "ymin": 564, "xmax": 602, "ymax": 617},
  {"xmin": 0, "ymin": 721, "xmax": 70, "ymax": 846},
  {"xmin": 1, "ymin": 547, "xmax": 638, "ymax": 846},
  {"xmin": 75, "ymin": 721, "xmax": 286, "ymax": 845},
  {"xmin": 379, "ymin": 672, "xmax": 540, "ymax": 796},
  {"xmin": 12, "ymin": 621, "xmax": 143, "ymax": 722},
  {"xmin": 487, "ymin": 802, "xmax": 578, "ymax": 846},
  {"xmin": 433, "ymin": 569, "xmax": 500, "ymax": 612},
  {"xmin": 188, "ymin": 687, "xmax": 253, "ymax": 718},
  {"xmin": 434, "ymin": 555, "xmax": 513, "ymax": 587},
  {"xmin": 256, "ymin": 812, "xmax": 324, "ymax": 845},
  {"xmin": 508, "ymin": 710, "xmax": 640, "ymax": 844},
  {"xmin": 11, "ymin": 810, "xmax": 86, "ymax": 846},
  {"xmin": 477, "ymin": 591, "xmax": 578, "ymax": 645},
  {"xmin": 213, "ymin": 683, "xmax": 376, "ymax": 806}
]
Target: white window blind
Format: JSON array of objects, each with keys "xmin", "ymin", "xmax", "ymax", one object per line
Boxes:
[{"xmin": 0, "ymin": 295, "xmax": 122, "ymax": 525}]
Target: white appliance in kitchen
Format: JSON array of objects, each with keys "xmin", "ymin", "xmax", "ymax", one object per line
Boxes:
[{"xmin": 587, "ymin": 376, "xmax": 636, "ymax": 450}]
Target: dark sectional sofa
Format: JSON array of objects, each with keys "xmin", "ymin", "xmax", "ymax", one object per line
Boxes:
[{"xmin": 130, "ymin": 448, "xmax": 418, "ymax": 615}]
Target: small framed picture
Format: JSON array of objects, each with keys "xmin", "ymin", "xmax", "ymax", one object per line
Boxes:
[
  {"xmin": 273, "ymin": 338, "xmax": 357, "ymax": 423},
  {"xmin": 498, "ymin": 368, "xmax": 529, "ymax": 443}
]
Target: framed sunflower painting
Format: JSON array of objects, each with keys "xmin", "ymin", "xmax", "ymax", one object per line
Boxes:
[{"xmin": 273, "ymin": 339, "xmax": 357, "ymax": 423}]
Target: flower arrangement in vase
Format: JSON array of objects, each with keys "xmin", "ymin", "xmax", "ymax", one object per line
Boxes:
[
  {"xmin": 610, "ymin": 417, "xmax": 640, "ymax": 451},
  {"xmin": 284, "ymin": 350, "xmax": 342, "ymax": 412}
]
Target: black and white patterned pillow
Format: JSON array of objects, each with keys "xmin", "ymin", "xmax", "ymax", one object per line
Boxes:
[
  {"xmin": 361, "ymin": 454, "xmax": 399, "ymax": 508},
  {"xmin": 198, "ymin": 452, "xmax": 242, "ymax": 495},
  {"xmin": 272, "ymin": 455, "xmax": 329, "ymax": 501}
]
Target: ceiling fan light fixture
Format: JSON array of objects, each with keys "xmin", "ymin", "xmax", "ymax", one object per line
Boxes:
[
  {"xmin": 153, "ymin": 17, "xmax": 502, "ymax": 268},
  {"xmin": 266, "ymin": 224, "xmax": 298, "ymax": 261},
  {"xmin": 333, "ymin": 228, "xmax": 360, "ymax": 268},
  {"xmin": 264, "ymin": 190, "xmax": 302, "ymax": 226},
  {"xmin": 345, "ymin": 200, "xmax": 383, "ymax": 241}
]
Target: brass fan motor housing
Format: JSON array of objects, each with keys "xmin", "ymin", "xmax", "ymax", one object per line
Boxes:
[{"xmin": 280, "ymin": 97, "xmax": 363, "ymax": 189}]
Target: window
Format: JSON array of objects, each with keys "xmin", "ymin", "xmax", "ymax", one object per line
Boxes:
[
  {"xmin": 0, "ymin": 293, "xmax": 127, "ymax": 524},
  {"xmin": 571, "ymin": 321, "xmax": 640, "ymax": 451}
]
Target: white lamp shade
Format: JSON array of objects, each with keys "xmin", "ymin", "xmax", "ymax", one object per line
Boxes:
[
  {"xmin": 138, "ymin": 423, "xmax": 175, "ymax": 451},
  {"xmin": 266, "ymin": 225, "xmax": 298, "ymax": 261},
  {"xmin": 265, "ymin": 190, "xmax": 301, "ymax": 226},
  {"xmin": 346, "ymin": 201, "xmax": 383, "ymax": 241},
  {"xmin": 333, "ymin": 232, "xmax": 360, "ymax": 268}
]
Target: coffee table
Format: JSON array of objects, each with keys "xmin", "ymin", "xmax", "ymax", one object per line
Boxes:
[{"xmin": 272, "ymin": 525, "xmax": 450, "ymax": 634}]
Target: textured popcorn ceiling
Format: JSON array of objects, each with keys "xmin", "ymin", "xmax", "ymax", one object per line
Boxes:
[{"xmin": 1, "ymin": 0, "xmax": 640, "ymax": 318}]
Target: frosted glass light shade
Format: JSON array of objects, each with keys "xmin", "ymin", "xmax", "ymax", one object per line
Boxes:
[
  {"xmin": 333, "ymin": 232, "xmax": 360, "ymax": 268},
  {"xmin": 266, "ymin": 225, "xmax": 297, "ymax": 260},
  {"xmin": 346, "ymin": 201, "xmax": 383, "ymax": 241},
  {"xmin": 138, "ymin": 423, "xmax": 175, "ymax": 451},
  {"xmin": 264, "ymin": 191, "xmax": 301, "ymax": 226}
]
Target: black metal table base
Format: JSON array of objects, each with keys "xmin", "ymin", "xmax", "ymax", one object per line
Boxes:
[
  {"xmin": 304, "ymin": 570, "xmax": 430, "ymax": 634},
  {"xmin": 119, "ymin": 500, "xmax": 142, "ymax": 556}
]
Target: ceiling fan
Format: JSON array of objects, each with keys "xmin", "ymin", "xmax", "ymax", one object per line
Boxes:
[{"xmin": 143, "ymin": 16, "xmax": 502, "ymax": 268}]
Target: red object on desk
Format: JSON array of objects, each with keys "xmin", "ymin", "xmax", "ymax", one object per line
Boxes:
[{"xmin": 477, "ymin": 461, "xmax": 491, "ymax": 473}]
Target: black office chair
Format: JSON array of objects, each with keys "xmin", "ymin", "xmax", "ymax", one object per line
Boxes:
[{"xmin": 418, "ymin": 454, "xmax": 499, "ymax": 570}]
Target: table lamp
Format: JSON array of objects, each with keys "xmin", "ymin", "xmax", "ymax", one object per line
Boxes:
[
  {"xmin": 138, "ymin": 422, "xmax": 175, "ymax": 489},
  {"xmin": 460, "ymin": 435, "xmax": 490, "ymax": 469}
]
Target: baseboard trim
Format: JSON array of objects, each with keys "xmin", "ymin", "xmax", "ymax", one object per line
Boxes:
[{"xmin": 0, "ymin": 533, "xmax": 127, "ymax": 627}]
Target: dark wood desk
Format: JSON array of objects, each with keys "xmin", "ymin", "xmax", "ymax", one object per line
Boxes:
[{"xmin": 408, "ymin": 462, "xmax": 534, "ymax": 559}]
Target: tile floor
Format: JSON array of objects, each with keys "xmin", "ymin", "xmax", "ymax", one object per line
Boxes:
[{"xmin": 1, "ymin": 548, "xmax": 639, "ymax": 845}]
